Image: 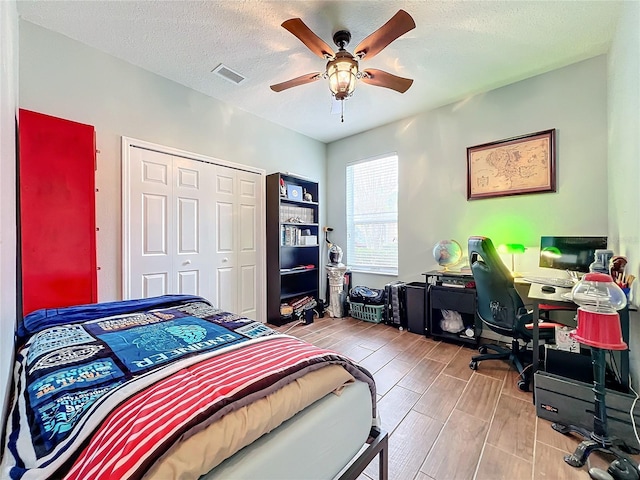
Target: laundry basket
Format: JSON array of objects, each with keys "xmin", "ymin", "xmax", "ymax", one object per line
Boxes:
[{"xmin": 348, "ymin": 302, "xmax": 385, "ymax": 323}]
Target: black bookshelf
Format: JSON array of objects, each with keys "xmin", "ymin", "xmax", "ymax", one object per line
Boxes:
[{"xmin": 266, "ymin": 173, "xmax": 320, "ymax": 325}]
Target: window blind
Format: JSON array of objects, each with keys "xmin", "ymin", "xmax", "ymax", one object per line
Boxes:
[{"xmin": 346, "ymin": 155, "xmax": 398, "ymax": 275}]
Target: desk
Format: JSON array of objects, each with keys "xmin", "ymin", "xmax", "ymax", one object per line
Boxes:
[
  {"xmin": 423, "ymin": 271, "xmax": 480, "ymax": 345},
  {"xmin": 529, "ymin": 283, "xmax": 630, "ymax": 391}
]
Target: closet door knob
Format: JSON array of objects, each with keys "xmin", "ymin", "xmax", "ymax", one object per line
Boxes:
[{"xmin": 222, "ymin": 257, "xmax": 229, "ymax": 263}]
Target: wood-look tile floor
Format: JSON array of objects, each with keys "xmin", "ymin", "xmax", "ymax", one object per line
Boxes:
[{"xmin": 275, "ymin": 316, "xmax": 637, "ymax": 480}]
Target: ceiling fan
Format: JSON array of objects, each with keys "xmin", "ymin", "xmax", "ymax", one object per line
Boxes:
[{"xmin": 270, "ymin": 10, "xmax": 416, "ymax": 120}]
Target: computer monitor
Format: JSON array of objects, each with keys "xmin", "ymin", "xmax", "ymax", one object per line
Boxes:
[{"xmin": 539, "ymin": 236, "xmax": 608, "ymax": 273}]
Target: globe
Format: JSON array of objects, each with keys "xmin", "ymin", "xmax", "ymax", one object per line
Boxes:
[{"xmin": 433, "ymin": 240, "xmax": 463, "ymax": 270}]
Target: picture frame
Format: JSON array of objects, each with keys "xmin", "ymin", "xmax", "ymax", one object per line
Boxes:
[
  {"xmin": 467, "ymin": 129, "xmax": 556, "ymax": 200},
  {"xmin": 286, "ymin": 184, "xmax": 303, "ymax": 201}
]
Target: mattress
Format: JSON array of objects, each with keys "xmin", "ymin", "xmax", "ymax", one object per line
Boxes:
[
  {"xmin": 143, "ymin": 364, "xmax": 359, "ymax": 479},
  {"xmin": 201, "ymin": 379, "xmax": 373, "ymax": 480}
]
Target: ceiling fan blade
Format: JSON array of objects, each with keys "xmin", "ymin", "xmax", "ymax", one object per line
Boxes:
[
  {"xmin": 361, "ymin": 69, "xmax": 413, "ymax": 93},
  {"xmin": 354, "ymin": 10, "xmax": 415, "ymax": 60},
  {"xmin": 270, "ymin": 72, "xmax": 322, "ymax": 92},
  {"xmin": 282, "ymin": 18, "xmax": 334, "ymax": 59}
]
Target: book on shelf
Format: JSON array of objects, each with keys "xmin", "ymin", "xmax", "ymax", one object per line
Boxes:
[
  {"xmin": 280, "ymin": 225, "xmax": 306, "ymax": 246},
  {"xmin": 290, "ymin": 295, "xmax": 312, "ymax": 309},
  {"xmin": 278, "ymin": 296, "xmax": 317, "ymax": 318},
  {"xmin": 294, "ymin": 299, "xmax": 317, "ymax": 316},
  {"xmin": 280, "ymin": 205, "xmax": 315, "ymax": 224}
]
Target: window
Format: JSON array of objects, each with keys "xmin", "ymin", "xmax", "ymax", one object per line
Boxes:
[{"xmin": 346, "ymin": 154, "xmax": 398, "ymax": 275}]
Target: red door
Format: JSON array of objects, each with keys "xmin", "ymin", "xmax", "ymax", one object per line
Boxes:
[{"xmin": 19, "ymin": 109, "xmax": 97, "ymax": 315}]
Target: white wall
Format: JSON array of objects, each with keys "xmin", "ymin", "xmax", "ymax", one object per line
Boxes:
[
  {"xmin": 0, "ymin": 0, "xmax": 18, "ymax": 436},
  {"xmin": 327, "ymin": 56, "xmax": 609, "ymax": 289},
  {"xmin": 607, "ymin": 1, "xmax": 640, "ymax": 387},
  {"xmin": 11, "ymin": 4, "xmax": 637, "ymax": 391},
  {"xmin": 18, "ymin": 21, "xmax": 327, "ymax": 302}
]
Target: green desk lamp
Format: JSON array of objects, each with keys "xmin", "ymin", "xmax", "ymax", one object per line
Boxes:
[{"xmin": 498, "ymin": 243, "xmax": 526, "ymax": 277}]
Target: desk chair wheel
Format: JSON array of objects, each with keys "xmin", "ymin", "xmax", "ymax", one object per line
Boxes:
[
  {"xmin": 478, "ymin": 345, "xmax": 488, "ymax": 354},
  {"xmin": 607, "ymin": 458, "xmax": 640, "ymax": 480},
  {"xmin": 589, "ymin": 467, "xmax": 615, "ymax": 480},
  {"xmin": 469, "ymin": 360, "xmax": 478, "ymax": 371},
  {"xmin": 517, "ymin": 378, "xmax": 529, "ymax": 392}
]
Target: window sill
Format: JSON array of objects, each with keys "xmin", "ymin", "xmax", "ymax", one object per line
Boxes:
[{"xmin": 348, "ymin": 268, "xmax": 398, "ymax": 277}]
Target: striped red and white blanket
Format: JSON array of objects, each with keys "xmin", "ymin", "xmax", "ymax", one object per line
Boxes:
[{"xmin": 1, "ymin": 296, "xmax": 376, "ymax": 480}]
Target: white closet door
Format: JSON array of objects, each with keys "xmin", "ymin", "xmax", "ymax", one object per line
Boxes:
[
  {"xmin": 124, "ymin": 139, "xmax": 265, "ymax": 323},
  {"xmin": 236, "ymin": 170, "xmax": 259, "ymax": 320},
  {"xmin": 212, "ymin": 166, "xmax": 237, "ymax": 313},
  {"xmin": 129, "ymin": 148, "xmax": 212, "ymax": 299},
  {"xmin": 129, "ymin": 148, "xmax": 174, "ymax": 298},
  {"xmin": 210, "ymin": 167, "xmax": 261, "ymax": 320},
  {"xmin": 172, "ymin": 156, "xmax": 213, "ymax": 297}
]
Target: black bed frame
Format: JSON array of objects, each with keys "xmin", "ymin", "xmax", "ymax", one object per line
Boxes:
[{"xmin": 338, "ymin": 428, "xmax": 389, "ymax": 480}]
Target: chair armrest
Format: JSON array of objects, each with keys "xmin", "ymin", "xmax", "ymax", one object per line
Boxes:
[{"xmin": 516, "ymin": 306, "xmax": 532, "ymax": 319}]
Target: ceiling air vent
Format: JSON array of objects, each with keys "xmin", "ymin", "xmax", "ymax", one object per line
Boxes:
[{"xmin": 212, "ymin": 64, "xmax": 246, "ymax": 85}]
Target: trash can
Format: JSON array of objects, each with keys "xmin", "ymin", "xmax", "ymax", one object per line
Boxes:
[{"xmin": 405, "ymin": 282, "xmax": 426, "ymax": 335}]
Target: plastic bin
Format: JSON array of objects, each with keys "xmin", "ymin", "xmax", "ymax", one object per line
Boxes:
[
  {"xmin": 348, "ymin": 302, "xmax": 385, "ymax": 323},
  {"xmin": 405, "ymin": 282, "xmax": 426, "ymax": 335}
]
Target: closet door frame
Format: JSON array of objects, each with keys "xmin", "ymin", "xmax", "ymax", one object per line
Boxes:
[{"xmin": 121, "ymin": 136, "xmax": 266, "ymax": 322}]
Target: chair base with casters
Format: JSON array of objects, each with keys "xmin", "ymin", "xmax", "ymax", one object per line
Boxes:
[
  {"xmin": 550, "ymin": 347, "xmax": 640, "ymax": 480},
  {"xmin": 551, "ymin": 422, "xmax": 639, "ymax": 478},
  {"xmin": 468, "ymin": 338, "xmax": 532, "ymax": 391}
]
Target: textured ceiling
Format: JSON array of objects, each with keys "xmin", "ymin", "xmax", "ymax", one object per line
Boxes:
[{"xmin": 17, "ymin": 1, "xmax": 622, "ymax": 143}]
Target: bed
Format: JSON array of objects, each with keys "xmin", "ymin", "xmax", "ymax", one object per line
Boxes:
[{"xmin": 1, "ymin": 295, "xmax": 387, "ymax": 480}]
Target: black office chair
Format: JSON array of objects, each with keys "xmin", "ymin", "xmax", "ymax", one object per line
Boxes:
[{"xmin": 468, "ymin": 236, "xmax": 556, "ymax": 391}]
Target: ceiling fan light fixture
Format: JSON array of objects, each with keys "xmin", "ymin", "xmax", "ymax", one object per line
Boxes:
[
  {"xmin": 327, "ymin": 52, "xmax": 358, "ymax": 101},
  {"xmin": 270, "ymin": 10, "xmax": 415, "ymax": 109}
]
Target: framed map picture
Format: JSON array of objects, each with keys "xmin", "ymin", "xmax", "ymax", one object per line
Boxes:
[{"xmin": 467, "ymin": 129, "xmax": 556, "ymax": 200}]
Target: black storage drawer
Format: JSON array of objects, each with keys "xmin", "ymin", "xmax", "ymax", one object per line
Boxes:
[
  {"xmin": 429, "ymin": 286, "xmax": 475, "ymax": 313},
  {"xmin": 404, "ymin": 282, "xmax": 426, "ymax": 334}
]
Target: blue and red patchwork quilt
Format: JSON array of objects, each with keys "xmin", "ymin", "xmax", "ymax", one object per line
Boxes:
[{"xmin": 1, "ymin": 295, "xmax": 376, "ymax": 480}]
